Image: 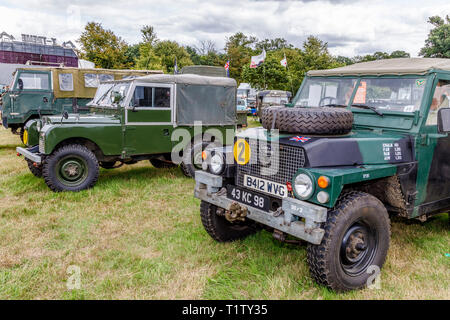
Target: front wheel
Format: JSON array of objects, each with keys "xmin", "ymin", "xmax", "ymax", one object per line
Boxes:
[
  {"xmin": 42, "ymin": 144, "xmax": 99, "ymax": 192},
  {"xmin": 200, "ymin": 201, "xmax": 259, "ymax": 242},
  {"xmin": 307, "ymin": 191, "xmax": 391, "ymax": 292}
]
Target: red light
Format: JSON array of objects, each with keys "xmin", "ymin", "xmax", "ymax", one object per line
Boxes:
[{"xmin": 286, "ymin": 182, "xmax": 293, "ymax": 192}]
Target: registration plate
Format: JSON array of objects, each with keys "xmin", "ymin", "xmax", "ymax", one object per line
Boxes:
[
  {"xmin": 243, "ymin": 175, "xmax": 288, "ymax": 198},
  {"xmin": 227, "ymin": 185, "xmax": 270, "ymax": 212}
]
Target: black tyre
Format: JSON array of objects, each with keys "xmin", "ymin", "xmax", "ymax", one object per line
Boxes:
[
  {"xmin": 307, "ymin": 191, "xmax": 391, "ymax": 292},
  {"xmin": 261, "ymin": 107, "xmax": 353, "ymax": 134},
  {"xmin": 99, "ymin": 161, "xmax": 117, "ymax": 169},
  {"xmin": 20, "ymin": 129, "xmax": 25, "ymax": 144},
  {"xmin": 42, "ymin": 144, "xmax": 99, "ymax": 192},
  {"xmin": 150, "ymin": 158, "xmax": 177, "ymax": 169},
  {"xmin": 181, "ymin": 139, "xmax": 217, "ymax": 178},
  {"xmin": 260, "ymin": 106, "xmax": 280, "ymax": 129},
  {"xmin": 200, "ymin": 201, "xmax": 259, "ymax": 242},
  {"xmin": 26, "ymin": 159, "xmax": 42, "ymax": 178}
]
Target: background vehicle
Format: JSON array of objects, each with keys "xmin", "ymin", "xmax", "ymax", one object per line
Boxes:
[
  {"xmin": 17, "ymin": 74, "xmax": 237, "ymax": 191},
  {"xmin": 1, "ymin": 66, "xmax": 161, "ymax": 140},
  {"xmin": 236, "ymin": 98, "xmax": 248, "ymax": 127},
  {"xmin": 256, "ymin": 90, "xmax": 291, "ymax": 119},
  {"xmin": 194, "ymin": 58, "xmax": 450, "ymax": 291}
]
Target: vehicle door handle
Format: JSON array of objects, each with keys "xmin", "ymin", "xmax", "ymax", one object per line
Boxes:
[
  {"xmin": 163, "ymin": 129, "xmax": 169, "ymax": 136},
  {"xmin": 43, "ymin": 97, "xmax": 48, "ymax": 103}
]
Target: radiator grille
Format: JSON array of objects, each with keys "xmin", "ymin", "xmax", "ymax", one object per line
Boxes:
[{"xmin": 236, "ymin": 139, "xmax": 306, "ymax": 197}]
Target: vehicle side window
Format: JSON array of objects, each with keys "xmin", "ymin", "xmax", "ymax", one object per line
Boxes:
[
  {"xmin": 84, "ymin": 73, "xmax": 114, "ymax": 88},
  {"xmin": 58, "ymin": 73, "xmax": 74, "ymax": 91},
  {"xmin": 16, "ymin": 72, "xmax": 49, "ymax": 90},
  {"xmin": 133, "ymin": 86, "xmax": 170, "ymax": 108},
  {"xmin": 426, "ymin": 80, "xmax": 450, "ymax": 126}
]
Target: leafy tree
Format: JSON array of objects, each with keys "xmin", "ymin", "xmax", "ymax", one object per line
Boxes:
[
  {"xmin": 77, "ymin": 22, "xmax": 130, "ymax": 69},
  {"xmin": 419, "ymin": 15, "xmax": 450, "ymax": 58},
  {"xmin": 389, "ymin": 50, "xmax": 410, "ymax": 58},
  {"xmin": 242, "ymin": 36, "xmax": 340, "ymax": 93},
  {"xmin": 241, "ymin": 51, "xmax": 289, "ymax": 90},
  {"xmin": 124, "ymin": 43, "xmax": 140, "ymax": 67},
  {"xmin": 256, "ymin": 38, "xmax": 293, "ymax": 51},
  {"xmin": 136, "ymin": 40, "xmax": 193, "ymax": 73},
  {"xmin": 224, "ymin": 32, "xmax": 258, "ymax": 80},
  {"xmin": 141, "ymin": 25, "xmax": 158, "ymax": 46}
]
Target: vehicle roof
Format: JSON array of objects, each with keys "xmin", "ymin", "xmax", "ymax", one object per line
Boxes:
[
  {"xmin": 117, "ymin": 73, "xmax": 237, "ymax": 87},
  {"xmin": 257, "ymin": 90, "xmax": 292, "ymax": 97},
  {"xmin": 307, "ymin": 58, "xmax": 450, "ymax": 76}
]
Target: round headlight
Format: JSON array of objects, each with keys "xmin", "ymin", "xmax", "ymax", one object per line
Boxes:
[
  {"xmin": 294, "ymin": 173, "xmax": 314, "ymax": 199},
  {"xmin": 210, "ymin": 153, "xmax": 225, "ymax": 175}
]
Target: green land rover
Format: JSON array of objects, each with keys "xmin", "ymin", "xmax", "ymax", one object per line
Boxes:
[
  {"xmin": 17, "ymin": 74, "xmax": 237, "ymax": 191},
  {"xmin": 194, "ymin": 58, "xmax": 450, "ymax": 291},
  {"xmin": 1, "ymin": 66, "xmax": 161, "ymax": 141}
]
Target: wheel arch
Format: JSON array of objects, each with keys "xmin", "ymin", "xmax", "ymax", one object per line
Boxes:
[{"xmin": 51, "ymin": 137, "xmax": 106, "ymax": 160}]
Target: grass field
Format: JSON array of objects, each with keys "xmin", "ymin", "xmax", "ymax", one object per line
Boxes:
[{"xmin": 0, "ymin": 118, "xmax": 448, "ymax": 299}]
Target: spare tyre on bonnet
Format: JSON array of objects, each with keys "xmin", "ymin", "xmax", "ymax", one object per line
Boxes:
[{"xmin": 261, "ymin": 106, "xmax": 354, "ymax": 134}]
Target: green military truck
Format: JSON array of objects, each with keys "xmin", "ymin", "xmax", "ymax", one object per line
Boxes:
[
  {"xmin": 194, "ymin": 58, "xmax": 450, "ymax": 291},
  {"xmin": 1, "ymin": 66, "xmax": 161, "ymax": 141},
  {"xmin": 17, "ymin": 74, "xmax": 237, "ymax": 191}
]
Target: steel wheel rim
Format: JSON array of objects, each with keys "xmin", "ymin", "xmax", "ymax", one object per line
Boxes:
[
  {"xmin": 56, "ymin": 155, "xmax": 88, "ymax": 186},
  {"xmin": 339, "ymin": 219, "xmax": 378, "ymax": 276}
]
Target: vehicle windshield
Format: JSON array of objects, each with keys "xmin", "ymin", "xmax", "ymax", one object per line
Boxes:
[
  {"xmin": 89, "ymin": 82, "xmax": 130, "ymax": 107},
  {"xmin": 294, "ymin": 77, "xmax": 357, "ymax": 107},
  {"xmin": 237, "ymin": 99, "xmax": 246, "ymax": 106},
  {"xmin": 351, "ymin": 78, "xmax": 427, "ymax": 113},
  {"xmin": 294, "ymin": 77, "xmax": 427, "ymax": 113}
]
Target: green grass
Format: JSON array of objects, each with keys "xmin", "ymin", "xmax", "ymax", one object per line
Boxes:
[{"xmin": 0, "ymin": 118, "xmax": 449, "ymax": 299}]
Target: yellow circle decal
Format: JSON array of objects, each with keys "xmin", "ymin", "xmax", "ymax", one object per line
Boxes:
[
  {"xmin": 23, "ymin": 130, "xmax": 28, "ymax": 145},
  {"xmin": 234, "ymin": 139, "xmax": 251, "ymax": 165}
]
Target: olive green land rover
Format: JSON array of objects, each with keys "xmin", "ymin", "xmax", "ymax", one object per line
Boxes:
[
  {"xmin": 194, "ymin": 58, "xmax": 450, "ymax": 291},
  {"xmin": 17, "ymin": 74, "xmax": 237, "ymax": 191}
]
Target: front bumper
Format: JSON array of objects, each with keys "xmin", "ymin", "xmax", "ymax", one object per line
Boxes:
[
  {"xmin": 194, "ymin": 171, "xmax": 327, "ymax": 245},
  {"xmin": 16, "ymin": 146, "xmax": 42, "ymax": 164}
]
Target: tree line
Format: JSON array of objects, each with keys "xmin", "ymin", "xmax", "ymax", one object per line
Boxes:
[{"xmin": 77, "ymin": 15, "xmax": 450, "ymax": 94}]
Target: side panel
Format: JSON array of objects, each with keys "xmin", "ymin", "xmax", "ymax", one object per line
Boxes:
[
  {"xmin": 304, "ymin": 164, "xmax": 398, "ymax": 208},
  {"xmin": 44, "ymin": 124, "xmax": 123, "ymax": 155}
]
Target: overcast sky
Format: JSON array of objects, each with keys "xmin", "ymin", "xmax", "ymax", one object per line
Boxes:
[{"xmin": 0, "ymin": 0, "xmax": 448, "ymax": 57}]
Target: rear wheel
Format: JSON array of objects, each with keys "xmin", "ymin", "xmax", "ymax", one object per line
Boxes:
[
  {"xmin": 26, "ymin": 159, "xmax": 42, "ymax": 178},
  {"xmin": 42, "ymin": 144, "xmax": 99, "ymax": 192},
  {"xmin": 150, "ymin": 158, "xmax": 177, "ymax": 169},
  {"xmin": 181, "ymin": 139, "xmax": 216, "ymax": 178},
  {"xmin": 307, "ymin": 191, "xmax": 390, "ymax": 292},
  {"xmin": 200, "ymin": 201, "xmax": 259, "ymax": 242}
]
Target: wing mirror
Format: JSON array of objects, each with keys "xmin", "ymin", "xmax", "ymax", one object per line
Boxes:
[{"xmin": 437, "ymin": 108, "xmax": 450, "ymax": 133}]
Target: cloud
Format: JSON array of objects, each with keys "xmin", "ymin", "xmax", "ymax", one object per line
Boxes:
[{"xmin": 0, "ymin": 0, "xmax": 449, "ymax": 57}]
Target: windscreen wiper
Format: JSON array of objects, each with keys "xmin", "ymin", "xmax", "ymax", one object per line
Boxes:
[
  {"xmin": 93, "ymin": 85, "xmax": 114, "ymax": 106},
  {"xmin": 351, "ymin": 104, "xmax": 383, "ymax": 116}
]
